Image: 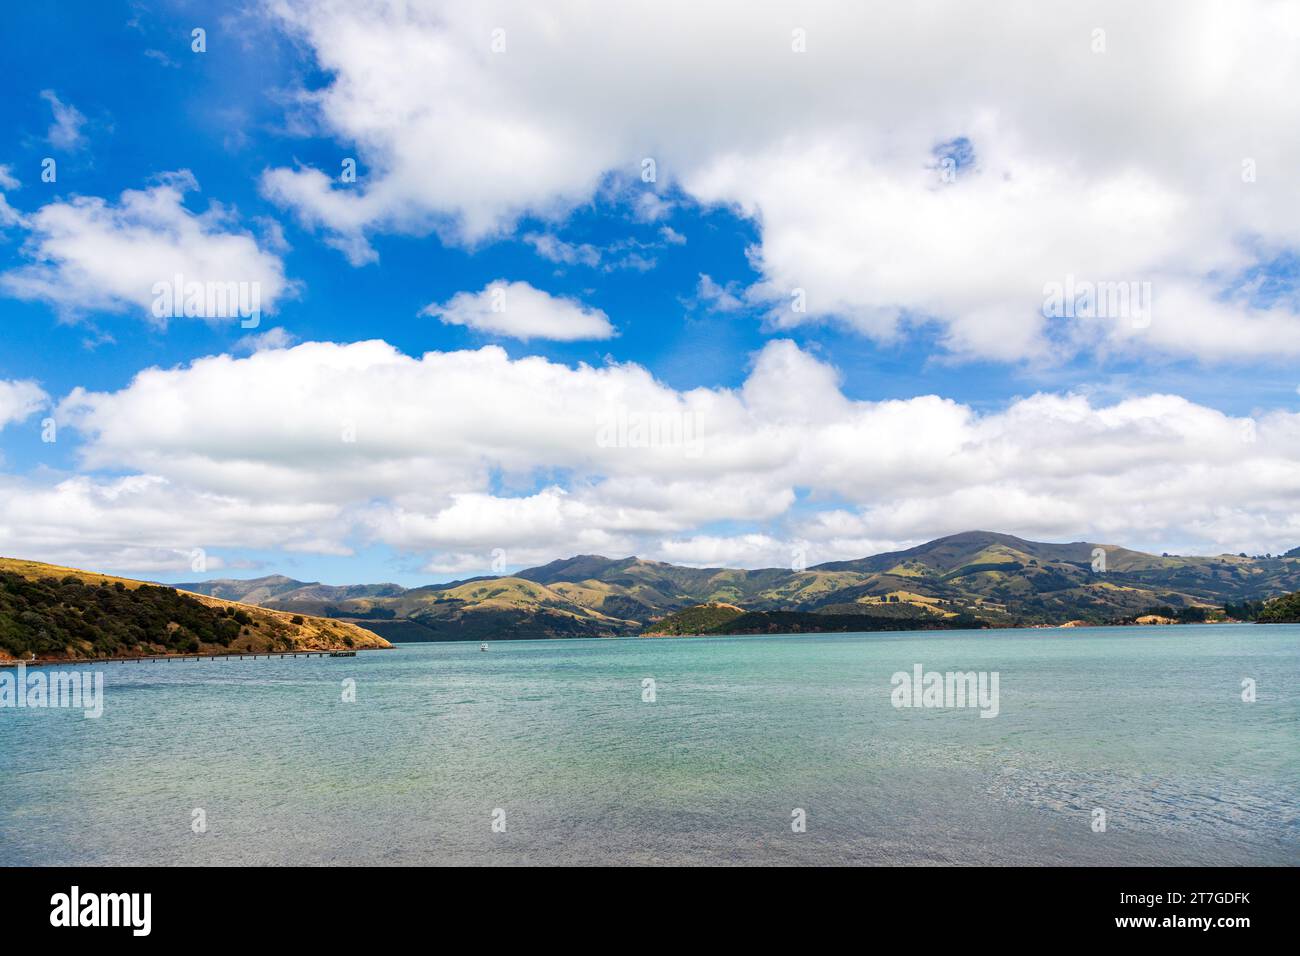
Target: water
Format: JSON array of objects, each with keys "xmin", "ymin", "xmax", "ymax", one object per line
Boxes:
[{"xmin": 2, "ymin": 625, "xmax": 1296, "ymax": 865}]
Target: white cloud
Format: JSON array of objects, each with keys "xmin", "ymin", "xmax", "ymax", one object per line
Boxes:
[
  {"xmin": 259, "ymin": 0, "xmax": 1300, "ymax": 363},
  {"xmin": 0, "ymin": 473, "xmax": 349, "ymax": 572},
  {"xmin": 1, "ymin": 172, "xmax": 293, "ymax": 322},
  {"xmin": 695, "ymin": 273, "xmax": 744, "ymax": 312},
  {"xmin": 523, "ymin": 231, "xmax": 676, "ymax": 273},
  {"xmin": 144, "ymin": 49, "xmax": 180, "ymax": 69},
  {"xmin": 0, "ymin": 380, "xmax": 48, "ymax": 429},
  {"xmin": 234, "ymin": 326, "xmax": 299, "ymax": 353},
  {"xmin": 40, "ymin": 90, "xmax": 87, "ymax": 151},
  {"xmin": 654, "ymin": 533, "xmax": 788, "ymax": 569},
  {"xmin": 524, "ymin": 232, "xmax": 601, "ymax": 268},
  {"xmin": 631, "ymin": 190, "xmax": 673, "ymax": 223},
  {"xmin": 0, "ymin": 337, "xmax": 1281, "ymax": 573},
  {"xmin": 0, "ymin": 165, "xmax": 21, "ymax": 229},
  {"xmin": 0, "ymin": 196, "xmax": 22, "ymax": 230},
  {"xmin": 422, "ymin": 280, "xmax": 615, "ymax": 341}
]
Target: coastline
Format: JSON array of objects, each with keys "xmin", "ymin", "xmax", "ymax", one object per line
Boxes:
[
  {"xmin": 641, "ymin": 618, "xmax": 1260, "ymax": 638},
  {"xmin": 1, "ymin": 618, "xmax": 1278, "ymax": 661}
]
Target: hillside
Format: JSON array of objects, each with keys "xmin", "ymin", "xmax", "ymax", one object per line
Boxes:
[
  {"xmin": 0, "ymin": 557, "xmax": 390, "ymax": 661},
  {"xmin": 160, "ymin": 531, "xmax": 1300, "ymax": 640},
  {"xmin": 643, "ymin": 603, "xmax": 744, "ymax": 636},
  {"xmin": 179, "ymin": 572, "xmax": 644, "ymax": 642},
  {"xmin": 1257, "ymin": 590, "xmax": 1300, "ymax": 623}
]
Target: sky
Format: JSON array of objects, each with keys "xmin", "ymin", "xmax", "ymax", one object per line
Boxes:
[{"xmin": 1, "ymin": 0, "xmax": 1299, "ymax": 587}]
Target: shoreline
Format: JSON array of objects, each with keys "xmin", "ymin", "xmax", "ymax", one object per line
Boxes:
[
  {"xmin": 3, "ymin": 620, "xmax": 1281, "ymax": 661},
  {"xmin": 641, "ymin": 618, "xmax": 1260, "ymax": 638}
]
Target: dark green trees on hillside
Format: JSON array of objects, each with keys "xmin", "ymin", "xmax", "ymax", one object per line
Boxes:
[
  {"xmin": 0, "ymin": 572, "xmax": 245, "ymax": 659},
  {"xmin": 1256, "ymin": 590, "xmax": 1300, "ymax": 623}
]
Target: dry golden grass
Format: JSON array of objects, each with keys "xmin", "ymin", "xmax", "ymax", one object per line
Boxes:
[{"xmin": 0, "ymin": 556, "xmax": 391, "ymax": 659}]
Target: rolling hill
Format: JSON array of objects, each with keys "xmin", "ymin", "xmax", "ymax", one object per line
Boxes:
[
  {"xmin": 172, "ymin": 531, "xmax": 1300, "ymax": 640},
  {"xmin": 0, "ymin": 557, "xmax": 391, "ymax": 661},
  {"xmin": 1257, "ymin": 589, "xmax": 1300, "ymax": 623},
  {"xmin": 643, "ymin": 602, "xmax": 744, "ymax": 636}
]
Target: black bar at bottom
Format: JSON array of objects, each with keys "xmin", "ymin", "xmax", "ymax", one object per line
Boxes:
[{"xmin": 0, "ymin": 865, "xmax": 1286, "ymax": 942}]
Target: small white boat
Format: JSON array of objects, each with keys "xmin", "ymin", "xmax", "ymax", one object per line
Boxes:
[{"xmin": 480, "ymin": 642, "xmax": 489, "ymax": 652}]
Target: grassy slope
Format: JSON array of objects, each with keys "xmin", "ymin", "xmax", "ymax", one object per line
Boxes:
[
  {"xmin": 243, "ymin": 574, "xmax": 645, "ymax": 642},
  {"xmin": 0, "ymin": 557, "xmax": 390, "ymax": 660}
]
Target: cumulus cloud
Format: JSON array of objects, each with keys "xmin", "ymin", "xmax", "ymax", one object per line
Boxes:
[
  {"xmin": 0, "ymin": 337, "xmax": 1275, "ymax": 573},
  {"xmin": 1, "ymin": 172, "xmax": 293, "ymax": 323},
  {"xmin": 0, "ymin": 380, "xmax": 49, "ymax": 429},
  {"xmin": 0, "ymin": 473, "xmax": 349, "ymax": 572},
  {"xmin": 422, "ymin": 280, "xmax": 615, "ymax": 340},
  {"xmin": 256, "ymin": 0, "xmax": 1300, "ymax": 363}
]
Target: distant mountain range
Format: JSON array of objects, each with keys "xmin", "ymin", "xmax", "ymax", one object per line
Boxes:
[{"xmin": 174, "ymin": 531, "xmax": 1300, "ymax": 641}]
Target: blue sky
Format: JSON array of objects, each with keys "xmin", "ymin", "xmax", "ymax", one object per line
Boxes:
[{"xmin": 1, "ymin": 1, "xmax": 1298, "ymax": 585}]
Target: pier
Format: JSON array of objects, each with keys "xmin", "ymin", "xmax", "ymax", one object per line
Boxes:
[{"xmin": 0, "ymin": 649, "xmax": 379, "ymax": 669}]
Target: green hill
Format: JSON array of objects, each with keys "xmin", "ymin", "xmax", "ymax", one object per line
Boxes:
[
  {"xmin": 643, "ymin": 603, "xmax": 744, "ymax": 635},
  {"xmin": 1257, "ymin": 590, "xmax": 1300, "ymax": 623}
]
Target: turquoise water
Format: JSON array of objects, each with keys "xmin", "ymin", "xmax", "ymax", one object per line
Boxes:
[{"xmin": 1, "ymin": 624, "xmax": 1296, "ymax": 865}]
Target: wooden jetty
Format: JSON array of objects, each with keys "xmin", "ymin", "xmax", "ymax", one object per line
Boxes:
[{"xmin": 0, "ymin": 648, "xmax": 379, "ymax": 669}]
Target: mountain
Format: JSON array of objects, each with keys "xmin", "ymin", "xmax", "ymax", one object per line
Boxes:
[
  {"xmin": 813, "ymin": 530, "xmax": 1163, "ymax": 574},
  {"xmin": 0, "ymin": 557, "xmax": 390, "ymax": 661},
  {"xmin": 175, "ymin": 574, "xmax": 405, "ymax": 604},
  {"xmin": 160, "ymin": 531, "xmax": 1300, "ymax": 640},
  {"xmin": 172, "ymin": 573, "xmax": 311, "ymax": 604}
]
